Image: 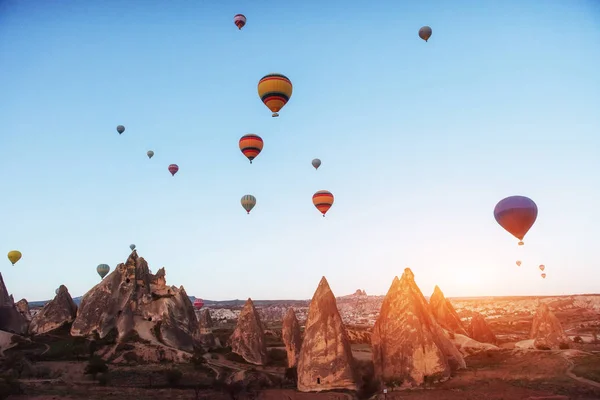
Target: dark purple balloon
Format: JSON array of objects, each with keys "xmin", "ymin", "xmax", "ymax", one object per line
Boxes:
[{"xmin": 494, "ymin": 196, "xmax": 538, "ymax": 241}]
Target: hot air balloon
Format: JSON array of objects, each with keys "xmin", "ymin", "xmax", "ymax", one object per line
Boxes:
[
  {"xmin": 7, "ymin": 250, "xmax": 21, "ymax": 266},
  {"xmin": 117, "ymin": 125, "xmax": 125, "ymax": 134},
  {"xmin": 516, "ymin": 260, "xmax": 522, "ymax": 267},
  {"xmin": 193, "ymin": 298, "xmax": 204, "ymax": 310},
  {"xmin": 257, "ymin": 73, "xmax": 293, "ymax": 117},
  {"xmin": 234, "ymin": 14, "xmax": 246, "ymax": 30},
  {"xmin": 312, "ymin": 158, "xmax": 321, "ymax": 170},
  {"xmin": 130, "ymin": 244, "xmax": 136, "ymax": 251},
  {"xmin": 239, "ymin": 134, "xmax": 263, "ymax": 164},
  {"xmin": 494, "ymin": 196, "xmax": 538, "ymax": 246},
  {"xmin": 241, "ymin": 195, "xmax": 256, "ymax": 214},
  {"xmin": 313, "ymin": 190, "xmax": 334, "ymax": 217},
  {"xmin": 419, "ymin": 26, "xmax": 432, "ymax": 42},
  {"xmin": 147, "ymin": 150, "xmax": 154, "ymax": 159},
  {"xmin": 539, "ymin": 264, "xmax": 545, "ymax": 271},
  {"xmin": 168, "ymin": 164, "xmax": 179, "ymax": 176},
  {"xmin": 55, "ymin": 288, "xmax": 59, "ymax": 295},
  {"xmin": 541, "ymin": 273, "xmax": 546, "ymax": 279},
  {"xmin": 97, "ymin": 264, "xmax": 110, "ymax": 279}
]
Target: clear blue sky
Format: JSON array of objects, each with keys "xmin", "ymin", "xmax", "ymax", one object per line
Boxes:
[{"xmin": 1, "ymin": 0, "xmax": 599, "ymax": 302}]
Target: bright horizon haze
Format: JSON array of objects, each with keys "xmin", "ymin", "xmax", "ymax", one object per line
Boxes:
[{"xmin": 1, "ymin": 0, "xmax": 599, "ymax": 302}]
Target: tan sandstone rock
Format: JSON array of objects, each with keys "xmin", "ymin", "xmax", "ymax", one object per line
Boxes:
[
  {"xmin": 429, "ymin": 285, "xmax": 468, "ymax": 335},
  {"xmin": 70, "ymin": 251, "xmax": 200, "ymax": 352},
  {"xmin": 297, "ymin": 277, "xmax": 357, "ymax": 392},
  {"xmin": 282, "ymin": 307, "xmax": 302, "ymax": 368},
  {"xmin": 29, "ymin": 285, "xmax": 78, "ymax": 335},
  {"xmin": 372, "ymin": 269, "xmax": 466, "ymax": 389},
  {"xmin": 530, "ymin": 302, "xmax": 569, "ymax": 350},
  {"xmin": 15, "ymin": 299, "xmax": 31, "ymax": 322},
  {"xmin": 0, "ymin": 272, "xmax": 28, "ymax": 335},
  {"xmin": 229, "ymin": 298, "xmax": 268, "ymax": 365},
  {"xmin": 198, "ymin": 308, "xmax": 219, "ymax": 348},
  {"xmin": 467, "ymin": 312, "xmax": 498, "ymax": 345}
]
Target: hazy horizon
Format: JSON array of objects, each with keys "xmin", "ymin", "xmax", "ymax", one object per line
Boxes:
[{"xmin": 2, "ymin": 0, "xmax": 599, "ymax": 302}]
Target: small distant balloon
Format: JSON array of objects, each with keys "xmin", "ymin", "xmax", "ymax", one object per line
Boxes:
[
  {"xmin": 313, "ymin": 190, "xmax": 334, "ymax": 217},
  {"xmin": 130, "ymin": 244, "xmax": 136, "ymax": 251},
  {"xmin": 541, "ymin": 273, "xmax": 546, "ymax": 279},
  {"xmin": 258, "ymin": 73, "xmax": 293, "ymax": 117},
  {"xmin": 494, "ymin": 196, "xmax": 538, "ymax": 246},
  {"xmin": 516, "ymin": 260, "xmax": 522, "ymax": 267},
  {"xmin": 117, "ymin": 125, "xmax": 125, "ymax": 135},
  {"xmin": 97, "ymin": 264, "xmax": 110, "ymax": 279},
  {"xmin": 419, "ymin": 26, "xmax": 432, "ymax": 42},
  {"xmin": 239, "ymin": 134, "xmax": 264, "ymax": 164},
  {"xmin": 168, "ymin": 164, "xmax": 179, "ymax": 176},
  {"xmin": 55, "ymin": 288, "xmax": 59, "ymax": 295},
  {"xmin": 312, "ymin": 158, "xmax": 321, "ymax": 170},
  {"xmin": 147, "ymin": 150, "xmax": 154, "ymax": 159},
  {"xmin": 241, "ymin": 194, "xmax": 256, "ymax": 214},
  {"xmin": 234, "ymin": 14, "xmax": 246, "ymax": 30},
  {"xmin": 539, "ymin": 264, "xmax": 545, "ymax": 271},
  {"xmin": 7, "ymin": 250, "xmax": 22, "ymax": 266},
  {"xmin": 193, "ymin": 298, "xmax": 204, "ymax": 310}
]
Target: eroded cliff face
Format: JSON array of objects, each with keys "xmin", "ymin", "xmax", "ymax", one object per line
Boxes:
[
  {"xmin": 229, "ymin": 298, "xmax": 268, "ymax": 365},
  {"xmin": 0, "ymin": 273, "xmax": 28, "ymax": 335},
  {"xmin": 282, "ymin": 307, "xmax": 302, "ymax": 368},
  {"xmin": 429, "ymin": 285, "xmax": 468, "ymax": 336},
  {"xmin": 70, "ymin": 251, "xmax": 199, "ymax": 352},
  {"xmin": 297, "ymin": 277, "xmax": 357, "ymax": 392},
  {"xmin": 29, "ymin": 285, "xmax": 77, "ymax": 335},
  {"xmin": 530, "ymin": 302, "xmax": 569, "ymax": 350},
  {"xmin": 372, "ymin": 269, "xmax": 466, "ymax": 389},
  {"xmin": 198, "ymin": 308, "xmax": 219, "ymax": 348}
]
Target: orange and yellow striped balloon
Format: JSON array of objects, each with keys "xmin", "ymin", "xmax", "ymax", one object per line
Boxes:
[
  {"xmin": 312, "ymin": 190, "xmax": 334, "ymax": 217},
  {"xmin": 257, "ymin": 73, "xmax": 293, "ymax": 117},
  {"xmin": 239, "ymin": 134, "xmax": 263, "ymax": 164}
]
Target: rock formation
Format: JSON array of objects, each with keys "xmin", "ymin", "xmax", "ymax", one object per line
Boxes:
[
  {"xmin": 372, "ymin": 269, "xmax": 466, "ymax": 389},
  {"xmin": 198, "ymin": 309, "xmax": 219, "ymax": 348},
  {"xmin": 282, "ymin": 307, "xmax": 302, "ymax": 368},
  {"xmin": 15, "ymin": 299, "xmax": 31, "ymax": 322},
  {"xmin": 229, "ymin": 298, "xmax": 268, "ymax": 365},
  {"xmin": 530, "ymin": 302, "xmax": 569, "ymax": 350},
  {"xmin": 71, "ymin": 251, "xmax": 200, "ymax": 352},
  {"xmin": 467, "ymin": 312, "xmax": 497, "ymax": 345},
  {"xmin": 297, "ymin": 277, "xmax": 357, "ymax": 392},
  {"xmin": 29, "ymin": 285, "xmax": 78, "ymax": 335},
  {"xmin": 0, "ymin": 272, "xmax": 28, "ymax": 335},
  {"xmin": 429, "ymin": 285, "xmax": 468, "ymax": 336}
]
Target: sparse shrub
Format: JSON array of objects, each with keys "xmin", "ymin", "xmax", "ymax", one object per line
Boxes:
[
  {"xmin": 0, "ymin": 374, "xmax": 23, "ymax": 398},
  {"xmin": 191, "ymin": 349, "xmax": 207, "ymax": 369},
  {"xmin": 267, "ymin": 348, "xmax": 287, "ymax": 366},
  {"xmin": 559, "ymin": 342, "xmax": 570, "ymax": 350},
  {"xmin": 448, "ymin": 331, "xmax": 455, "ymax": 339},
  {"xmin": 225, "ymin": 352, "xmax": 248, "ymax": 364},
  {"xmin": 165, "ymin": 368, "xmax": 183, "ymax": 387},
  {"xmin": 211, "ymin": 353, "xmax": 219, "ymax": 360},
  {"xmin": 97, "ymin": 373, "xmax": 109, "ymax": 386},
  {"xmin": 573, "ymin": 336, "xmax": 583, "ymax": 344},
  {"xmin": 284, "ymin": 367, "xmax": 297, "ymax": 384},
  {"xmin": 115, "ymin": 343, "xmax": 135, "ymax": 352},
  {"xmin": 32, "ymin": 365, "xmax": 52, "ymax": 379},
  {"xmin": 123, "ymin": 351, "xmax": 140, "ymax": 364},
  {"xmin": 84, "ymin": 356, "xmax": 108, "ymax": 379}
]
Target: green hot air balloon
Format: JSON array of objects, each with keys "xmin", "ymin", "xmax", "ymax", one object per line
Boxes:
[
  {"xmin": 241, "ymin": 195, "xmax": 256, "ymax": 214},
  {"xmin": 97, "ymin": 264, "xmax": 110, "ymax": 279},
  {"xmin": 147, "ymin": 150, "xmax": 154, "ymax": 159}
]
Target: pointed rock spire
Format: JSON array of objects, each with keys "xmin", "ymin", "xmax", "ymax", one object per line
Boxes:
[
  {"xmin": 429, "ymin": 285, "xmax": 468, "ymax": 335},
  {"xmin": 297, "ymin": 276, "xmax": 357, "ymax": 392},
  {"xmin": 229, "ymin": 298, "xmax": 268, "ymax": 365},
  {"xmin": 530, "ymin": 303, "xmax": 569, "ymax": 350},
  {"xmin": 467, "ymin": 312, "xmax": 498, "ymax": 345},
  {"xmin": 282, "ymin": 307, "xmax": 302, "ymax": 368},
  {"xmin": 0, "ymin": 272, "xmax": 28, "ymax": 334},
  {"xmin": 29, "ymin": 285, "xmax": 78, "ymax": 335},
  {"xmin": 372, "ymin": 268, "xmax": 466, "ymax": 389}
]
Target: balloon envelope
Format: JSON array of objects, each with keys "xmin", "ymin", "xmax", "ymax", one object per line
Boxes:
[
  {"xmin": 193, "ymin": 298, "xmax": 204, "ymax": 310},
  {"xmin": 97, "ymin": 264, "xmax": 110, "ymax": 279},
  {"xmin": 239, "ymin": 134, "xmax": 263, "ymax": 163},
  {"xmin": 312, "ymin": 158, "xmax": 321, "ymax": 170},
  {"xmin": 168, "ymin": 164, "xmax": 179, "ymax": 176},
  {"xmin": 257, "ymin": 73, "xmax": 293, "ymax": 117},
  {"xmin": 117, "ymin": 125, "xmax": 125, "ymax": 134},
  {"xmin": 233, "ymin": 14, "xmax": 246, "ymax": 29},
  {"xmin": 130, "ymin": 244, "xmax": 136, "ymax": 251},
  {"xmin": 241, "ymin": 195, "xmax": 256, "ymax": 214},
  {"xmin": 147, "ymin": 150, "xmax": 154, "ymax": 159},
  {"xmin": 419, "ymin": 26, "xmax": 432, "ymax": 42},
  {"xmin": 7, "ymin": 250, "xmax": 22, "ymax": 265},
  {"xmin": 313, "ymin": 190, "xmax": 334, "ymax": 216},
  {"xmin": 516, "ymin": 260, "xmax": 522, "ymax": 267},
  {"xmin": 539, "ymin": 264, "xmax": 545, "ymax": 271},
  {"xmin": 494, "ymin": 196, "xmax": 538, "ymax": 242},
  {"xmin": 541, "ymin": 273, "xmax": 546, "ymax": 279}
]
